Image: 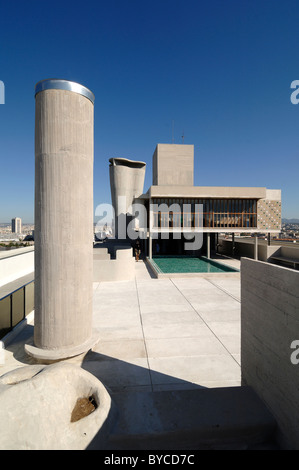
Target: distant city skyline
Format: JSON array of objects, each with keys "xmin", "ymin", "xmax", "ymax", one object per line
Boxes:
[{"xmin": 1, "ymin": 1, "xmax": 299, "ymax": 222}]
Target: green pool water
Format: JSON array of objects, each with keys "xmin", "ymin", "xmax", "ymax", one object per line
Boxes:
[{"xmin": 151, "ymin": 255, "xmax": 239, "ymax": 274}]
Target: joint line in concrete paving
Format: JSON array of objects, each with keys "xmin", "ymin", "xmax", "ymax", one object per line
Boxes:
[
  {"xmin": 205, "ymin": 278, "xmax": 241, "ymax": 303},
  {"xmin": 134, "ymin": 276, "xmax": 154, "ymax": 392}
]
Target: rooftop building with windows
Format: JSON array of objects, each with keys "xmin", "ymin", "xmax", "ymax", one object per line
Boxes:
[{"xmin": 111, "ymin": 143, "xmax": 281, "ymax": 258}]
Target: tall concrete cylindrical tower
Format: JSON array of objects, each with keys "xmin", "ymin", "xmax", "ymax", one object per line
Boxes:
[{"xmin": 25, "ymin": 79, "xmax": 98, "ymax": 361}]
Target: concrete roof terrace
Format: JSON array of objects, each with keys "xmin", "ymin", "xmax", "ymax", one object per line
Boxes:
[
  {"xmin": 2, "ymin": 255, "xmax": 241, "ymax": 390},
  {"xmin": 1, "ymin": 256, "xmax": 281, "ymax": 449}
]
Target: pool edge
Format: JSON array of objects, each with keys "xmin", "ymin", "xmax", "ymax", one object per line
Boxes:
[{"xmin": 145, "ymin": 257, "xmax": 240, "ymax": 279}]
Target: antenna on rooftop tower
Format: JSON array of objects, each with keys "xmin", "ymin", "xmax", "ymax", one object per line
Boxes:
[{"xmin": 172, "ymin": 120, "xmax": 174, "ymax": 143}]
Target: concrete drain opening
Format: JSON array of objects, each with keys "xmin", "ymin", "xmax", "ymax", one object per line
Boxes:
[{"xmin": 71, "ymin": 395, "xmax": 98, "ymax": 422}]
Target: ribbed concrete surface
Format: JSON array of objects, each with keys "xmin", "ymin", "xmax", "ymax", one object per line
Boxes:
[{"xmin": 34, "ymin": 88, "xmax": 94, "ymax": 352}]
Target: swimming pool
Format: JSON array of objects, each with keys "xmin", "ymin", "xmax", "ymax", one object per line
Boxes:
[{"xmin": 150, "ymin": 255, "xmax": 239, "ymax": 274}]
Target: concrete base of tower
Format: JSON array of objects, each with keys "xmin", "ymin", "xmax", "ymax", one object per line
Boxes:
[{"xmin": 24, "ymin": 330, "xmax": 100, "ymax": 363}]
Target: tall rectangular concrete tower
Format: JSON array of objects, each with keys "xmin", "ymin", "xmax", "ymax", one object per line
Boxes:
[{"xmin": 152, "ymin": 144, "xmax": 194, "ymax": 186}]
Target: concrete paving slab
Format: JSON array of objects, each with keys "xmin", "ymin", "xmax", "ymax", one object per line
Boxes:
[
  {"xmin": 200, "ymin": 301, "xmax": 240, "ymax": 314},
  {"xmin": 93, "ymin": 303, "xmax": 141, "ymax": 316},
  {"xmin": 179, "ymin": 292, "xmax": 231, "ymax": 305},
  {"xmin": 171, "ymin": 277, "xmax": 214, "ymax": 288},
  {"xmin": 137, "ymin": 289, "xmax": 189, "ymax": 303},
  {"xmin": 1, "ymin": 259, "xmax": 242, "ymax": 393},
  {"xmin": 206, "ymin": 277, "xmax": 241, "ymax": 295},
  {"xmin": 146, "ymin": 334, "xmax": 229, "ymax": 358},
  {"xmin": 82, "ymin": 357, "xmax": 152, "ymax": 391},
  {"xmin": 207, "ymin": 320, "xmax": 241, "ymax": 334},
  {"xmin": 94, "ymin": 325, "xmax": 145, "ymax": 341},
  {"xmin": 152, "ymin": 380, "xmax": 242, "ymax": 391},
  {"xmin": 92, "ymin": 339, "xmax": 147, "ymax": 360},
  {"xmin": 207, "ymin": 321, "xmax": 241, "ymax": 356},
  {"xmin": 233, "ymin": 354, "xmax": 241, "ymax": 365},
  {"xmin": 179, "ymin": 283, "xmax": 231, "ymax": 294},
  {"xmin": 171, "ymin": 279, "xmax": 226, "ymax": 294},
  {"xmin": 93, "ymin": 317, "xmax": 141, "ymax": 329},
  {"xmin": 140, "ymin": 309, "xmax": 202, "ymax": 326},
  {"xmin": 142, "ymin": 320, "xmax": 206, "ymax": 339},
  {"xmin": 95, "ymin": 278, "xmax": 137, "ymax": 289},
  {"xmin": 148, "ymin": 355, "xmax": 241, "ymax": 387},
  {"xmin": 191, "ymin": 299, "xmax": 240, "ymax": 312},
  {"xmin": 107, "ymin": 386, "xmax": 276, "ymax": 450},
  {"xmin": 194, "ymin": 305, "xmax": 240, "ymax": 323},
  {"xmin": 136, "ymin": 280, "xmax": 174, "ymax": 292},
  {"xmin": 93, "ymin": 294, "xmax": 139, "ymax": 308},
  {"xmin": 139, "ymin": 303, "xmax": 195, "ymax": 314},
  {"xmin": 138, "ymin": 298, "xmax": 191, "ymax": 310}
]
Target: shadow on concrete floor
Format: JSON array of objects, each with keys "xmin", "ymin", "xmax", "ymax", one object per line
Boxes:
[
  {"xmin": 1, "ymin": 331, "xmax": 279, "ymax": 450},
  {"xmin": 2, "ymin": 328, "xmax": 207, "ymax": 392},
  {"xmin": 80, "ymin": 352, "xmax": 277, "ymax": 451},
  {"xmin": 82, "ymin": 349, "xmax": 208, "ymax": 393}
]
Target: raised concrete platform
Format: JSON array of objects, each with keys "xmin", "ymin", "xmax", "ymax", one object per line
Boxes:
[
  {"xmin": 107, "ymin": 386, "xmax": 277, "ymax": 450},
  {"xmin": 270, "ymin": 255, "xmax": 299, "ymax": 269}
]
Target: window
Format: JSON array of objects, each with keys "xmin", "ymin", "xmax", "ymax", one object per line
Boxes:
[{"xmin": 151, "ymin": 198, "xmax": 257, "ymax": 229}]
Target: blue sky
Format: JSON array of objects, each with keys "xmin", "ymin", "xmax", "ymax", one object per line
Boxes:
[{"xmin": 0, "ymin": 0, "xmax": 299, "ymax": 222}]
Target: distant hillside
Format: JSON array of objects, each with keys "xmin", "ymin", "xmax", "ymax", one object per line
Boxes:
[{"xmin": 282, "ymin": 218, "xmax": 299, "ymax": 224}]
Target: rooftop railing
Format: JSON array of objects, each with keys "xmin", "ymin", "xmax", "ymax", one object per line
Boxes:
[
  {"xmin": 153, "ymin": 212, "xmax": 257, "ymax": 229},
  {"xmin": 0, "ymin": 280, "xmax": 34, "ymax": 340}
]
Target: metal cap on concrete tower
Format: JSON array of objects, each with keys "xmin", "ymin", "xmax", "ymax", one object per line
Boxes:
[{"xmin": 35, "ymin": 78, "xmax": 95, "ymax": 104}]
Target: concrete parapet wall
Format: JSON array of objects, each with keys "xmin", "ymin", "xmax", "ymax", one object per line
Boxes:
[
  {"xmin": 94, "ymin": 248, "xmax": 110, "ymax": 260},
  {"xmin": 93, "ymin": 248, "xmax": 135, "ymax": 282},
  {"xmin": 0, "ymin": 247, "xmax": 34, "ymax": 287},
  {"xmin": 241, "ymin": 258, "xmax": 299, "ymax": 449},
  {"xmin": 116, "ymin": 248, "xmax": 133, "ymax": 260},
  {"xmin": 219, "ymin": 239, "xmax": 254, "ymax": 259},
  {"xmin": 268, "ymin": 245, "xmax": 299, "ymax": 270},
  {"xmin": 219, "ymin": 238, "xmax": 280, "ymax": 261},
  {"xmin": 280, "ymin": 245, "xmax": 299, "ymax": 259}
]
